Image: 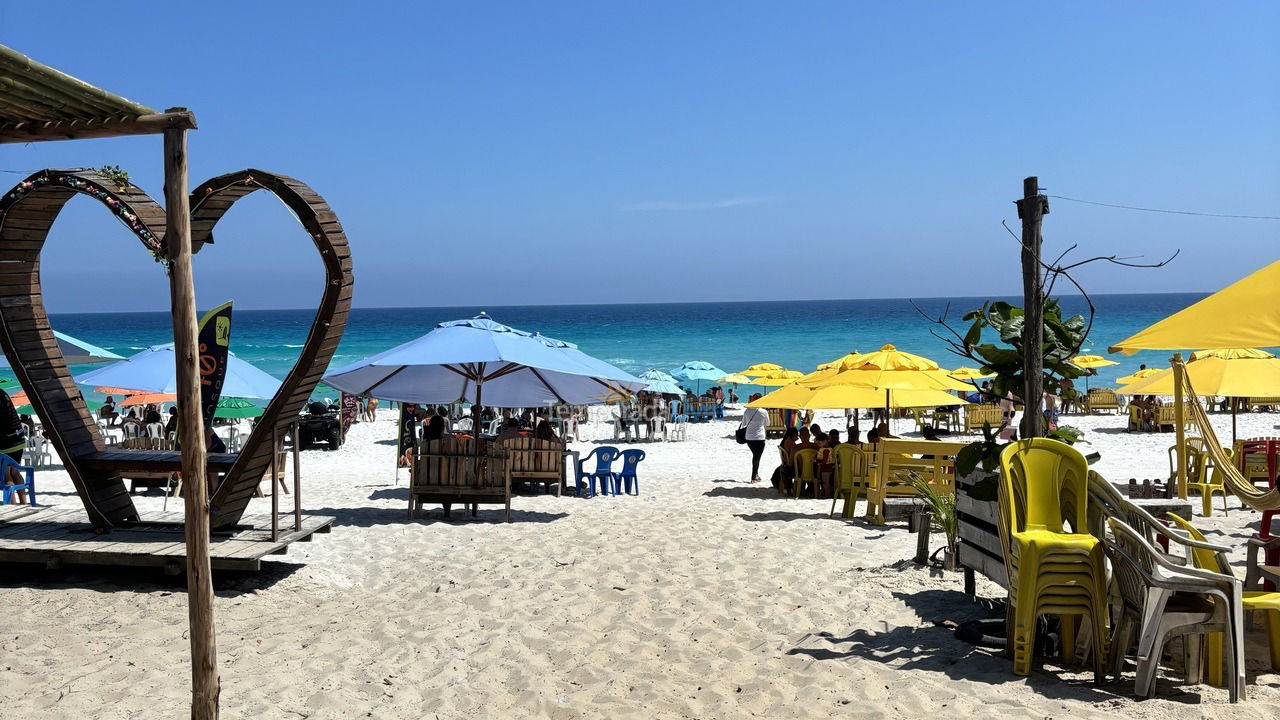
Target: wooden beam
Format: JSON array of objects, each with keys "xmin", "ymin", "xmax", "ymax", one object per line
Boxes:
[
  {"xmin": 0, "ymin": 110, "xmax": 196, "ymax": 144},
  {"xmin": 1017, "ymin": 176, "xmax": 1047, "ymax": 439},
  {"xmin": 163, "ymin": 110, "xmax": 220, "ymax": 719}
]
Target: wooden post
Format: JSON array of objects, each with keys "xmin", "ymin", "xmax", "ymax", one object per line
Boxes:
[
  {"xmin": 270, "ymin": 425, "xmax": 279, "ymax": 542},
  {"xmin": 164, "ymin": 109, "xmax": 220, "ymax": 720},
  {"xmin": 293, "ymin": 421, "xmax": 302, "ymax": 531},
  {"xmin": 1173, "ymin": 353, "xmax": 1188, "ymax": 499},
  {"xmin": 1016, "ymin": 176, "xmax": 1048, "ymax": 439}
]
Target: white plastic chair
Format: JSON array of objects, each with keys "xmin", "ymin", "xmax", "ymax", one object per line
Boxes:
[
  {"xmin": 1106, "ymin": 518, "xmax": 1245, "ymax": 701},
  {"xmin": 649, "ymin": 414, "xmax": 666, "ymax": 441},
  {"xmin": 145, "ymin": 422, "xmax": 164, "ymax": 440},
  {"xmin": 226, "ymin": 424, "xmax": 244, "ymax": 453},
  {"xmin": 25, "ymin": 434, "xmax": 52, "ymax": 468},
  {"xmin": 666, "ymin": 418, "xmax": 687, "ymax": 442}
]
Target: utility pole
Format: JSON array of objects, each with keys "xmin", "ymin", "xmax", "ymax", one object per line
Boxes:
[
  {"xmin": 164, "ymin": 108, "xmax": 220, "ymax": 719},
  {"xmin": 1016, "ymin": 176, "xmax": 1049, "ymax": 439}
]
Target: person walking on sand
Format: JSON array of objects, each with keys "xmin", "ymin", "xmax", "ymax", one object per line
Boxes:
[{"xmin": 739, "ymin": 394, "xmax": 768, "ymax": 483}]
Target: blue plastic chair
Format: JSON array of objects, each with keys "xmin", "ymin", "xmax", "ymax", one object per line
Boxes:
[
  {"xmin": 0, "ymin": 452, "xmax": 35, "ymax": 506},
  {"xmin": 670, "ymin": 400, "xmax": 689, "ymax": 425},
  {"xmin": 574, "ymin": 446, "xmax": 621, "ymax": 497},
  {"xmin": 617, "ymin": 449, "xmax": 646, "ymax": 495}
]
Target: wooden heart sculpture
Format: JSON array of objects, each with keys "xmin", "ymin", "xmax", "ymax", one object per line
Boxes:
[{"xmin": 0, "ymin": 168, "xmax": 353, "ymax": 530}]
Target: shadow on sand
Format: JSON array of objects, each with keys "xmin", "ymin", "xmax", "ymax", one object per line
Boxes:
[
  {"xmin": 0, "ymin": 558, "xmax": 306, "ymax": 596},
  {"xmin": 788, "ymin": 587, "xmax": 1211, "ymax": 704},
  {"xmin": 313, "ymin": 503, "xmax": 569, "ymax": 527},
  {"xmin": 704, "ymin": 486, "xmax": 781, "ymax": 500},
  {"xmin": 734, "ymin": 510, "xmax": 834, "ymax": 522}
]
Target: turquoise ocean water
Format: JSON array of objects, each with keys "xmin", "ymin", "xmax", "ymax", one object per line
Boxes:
[{"xmin": 43, "ymin": 293, "xmax": 1206, "ymax": 396}]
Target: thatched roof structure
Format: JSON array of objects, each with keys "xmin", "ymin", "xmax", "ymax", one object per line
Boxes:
[{"xmin": 0, "ymin": 43, "xmax": 194, "ymax": 143}]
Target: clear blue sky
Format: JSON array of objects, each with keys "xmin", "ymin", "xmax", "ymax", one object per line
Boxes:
[{"xmin": 3, "ymin": 1, "xmax": 1278, "ymax": 313}]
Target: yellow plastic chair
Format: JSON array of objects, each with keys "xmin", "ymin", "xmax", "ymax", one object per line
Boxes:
[
  {"xmin": 1126, "ymin": 406, "xmax": 1143, "ymax": 432},
  {"xmin": 1167, "ymin": 439, "xmax": 1232, "ymax": 517},
  {"xmin": 998, "ymin": 438, "xmax": 1108, "ymax": 679},
  {"xmin": 791, "ymin": 448, "xmax": 819, "ymax": 499},
  {"xmin": 831, "ymin": 443, "xmax": 870, "ymax": 518},
  {"xmin": 1165, "ymin": 513, "xmax": 1280, "ymax": 687}
]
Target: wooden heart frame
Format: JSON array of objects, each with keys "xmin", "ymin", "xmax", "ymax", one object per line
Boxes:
[{"xmin": 0, "ymin": 168, "xmax": 353, "ymax": 530}]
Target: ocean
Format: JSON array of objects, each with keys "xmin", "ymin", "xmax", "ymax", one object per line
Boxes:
[{"xmin": 44, "ymin": 293, "xmax": 1204, "ymax": 396}]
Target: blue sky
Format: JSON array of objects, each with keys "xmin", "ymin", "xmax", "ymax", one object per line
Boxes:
[{"xmin": 2, "ymin": 1, "xmax": 1277, "ymax": 313}]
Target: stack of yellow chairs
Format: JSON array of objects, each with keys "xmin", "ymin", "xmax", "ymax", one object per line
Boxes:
[
  {"xmin": 997, "ymin": 439, "xmax": 1108, "ymax": 679},
  {"xmin": 1164, "ymin": 513, "xmax": 1280, "ymax": 687},
  {"xmin": 830, "ymin": 444, "xmax": 871, "ymax": 518}
]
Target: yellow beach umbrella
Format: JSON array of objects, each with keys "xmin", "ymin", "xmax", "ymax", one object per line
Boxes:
[
  {"xmin": 796, "ymin": 352, "xmax": 866, "ymax": 385},
  {"xmin": 1115, "ymin": 367, "xmax": 1162, "ymax": 385},
  {"xmin": 1117, "ymin": 352, "xmax": 1280, "ymax": 398},
  {"xmin": 816, "ymin": 351, "xmax": 864, "ymax": 371},
  {"xmin": 749, "ymin": 384, "xmax": 966, "ymax": 410},
  {"xmin": 1118, "ymin": 349, "xmax": 1280, "ymax": 441},
  {"xmin": 741, "ymin": 362, "xmax": 786, "ymax": 378},
  {"xmin": 1109, "ymin": 261, "xmax": 1280, "ymax": 499},
  {"xmin": 1191, "ymin": 347, "xmax": 1275, "ymax": 361},
  {"xmin": 1071, "ymin": 355, "xmax": 1120, "ymax": 370},
  {"xmin": 804, "ymin": 344, "xmax": 972, "ymax": 393},
  {"xmin": 750, "ymin": 369, "xmax": 804, "ymax": 387},
  {"xmin": 718, "ymin": 373, "xmax": 753, "ymax": 385},
  {"xmin": 949, "ymin": 366, "xmax": 995, "ymax": 381},
  {"xmin": 1111, "ymin": 260, "xmax": 1280, "ymax": 354}
]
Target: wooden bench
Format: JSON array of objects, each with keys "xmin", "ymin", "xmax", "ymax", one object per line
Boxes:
[
  {"xmin": 1154, "ymin": 405, "xmax": 1190, "ymax": 432},
  {"xmin": 498, "ymin": 436, "xmax": 566, "ymax": 496},
  {"xmin": 411, "ymin": 437, "xmax": 511, "ymax": 521},
  {"xmin": 963, "ymin": 405, "xmax": 1003, "ymax": 433},
  {"xmin": 865, "ymin": 438, "xmax": 967, "ymax": 525},
  {"xmin": 1085, "ymin": 390, "xmax": 1121, "ymax": 414},
  {"xmin": 765, "ymin": 408, "xmax": 786, "ymax": 438}
]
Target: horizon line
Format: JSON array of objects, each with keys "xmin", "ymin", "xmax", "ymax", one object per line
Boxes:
[{"xmin": 43, "ymin": 289, "xmax": 1209, "ymax": 317}]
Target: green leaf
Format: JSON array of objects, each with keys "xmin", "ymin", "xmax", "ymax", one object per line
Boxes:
[{"xmin": 955, "ymin": 442, "xmax": 985, "ymax": 477}]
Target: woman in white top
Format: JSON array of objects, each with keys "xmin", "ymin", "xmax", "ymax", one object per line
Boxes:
[{"xmin": 739, "ymin": 394, "xmax": 769, "ymax": 483}]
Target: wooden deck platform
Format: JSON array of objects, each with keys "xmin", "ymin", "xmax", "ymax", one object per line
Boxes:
[{"xmin": 0, "ymin": 506, "xmax": 333, "ymax": 573}]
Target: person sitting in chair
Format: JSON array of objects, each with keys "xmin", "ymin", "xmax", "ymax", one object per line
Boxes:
[
  {"xmin": 0, "ymin": 387, "xmax": 27, "ymax": 504},
  {"xmin": 534, "ymin": 418, "xmax": 559, "ymax": 443},
  {"xmin": 207, "ymin": 426, "xmax": 227, "ymax": 454},
  {"xmin": 494, "ymin": 417, "xmax": 523, "ymax": 441},
  {"xmin": 423, "ymin": 406, "xmax": 448, "ymax": 442},
  {"xmin": 100, "ymin": 396, "xmax": 118, "ymax": 426},
  {"xmin": 770, "ymin": 426, "xmax": 800, "ymax": 493}
]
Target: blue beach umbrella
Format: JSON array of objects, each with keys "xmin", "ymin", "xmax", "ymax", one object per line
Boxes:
[
  {"xmin": 638, "ymin": 369, "xmax": 684, "ymax": 396},
  {"xmin": 671, "ymin": 360, "xmax": 726, "ymax": 394},
  {"xmin": 0, "ymin": 330, "xmax": 122, "ymax": 368},
  {"xmin": 322, "ymin": 314, "xmax": 646, "ymax": 407},
  {"xmin": 76, "ymin": 343, "xmax": 282, "ymax": 399}
]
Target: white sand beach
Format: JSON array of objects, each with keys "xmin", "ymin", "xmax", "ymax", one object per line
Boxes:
[{"xmin": 6, "ymin": 408, "xmax": 1280, "ymax": 718}]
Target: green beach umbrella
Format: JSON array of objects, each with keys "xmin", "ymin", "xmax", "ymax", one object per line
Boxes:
[{"xmin": 214, "ymin": 396, "xmax": 264, "ymax": 419}]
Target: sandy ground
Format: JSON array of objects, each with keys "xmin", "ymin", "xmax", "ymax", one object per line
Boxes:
[{"xmin": 4, "ymin": 407, "xmax": 1280, "ymax": 719}]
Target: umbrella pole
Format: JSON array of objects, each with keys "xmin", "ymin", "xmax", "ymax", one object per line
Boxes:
[
  {"xmin": 1173, "ymin": 354, "xmax": 1187, "ymax": 499},
  {"xmin": 884, "ymin": 389, "xmax": 890, "ymax": 435},
  {"xmin": 1233, "ymin": 400, "xmax": 1238, "ymax": 444},
  {"xmin": 473, "ymin": 375, "xmax": 484, "ymax": 498}
]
